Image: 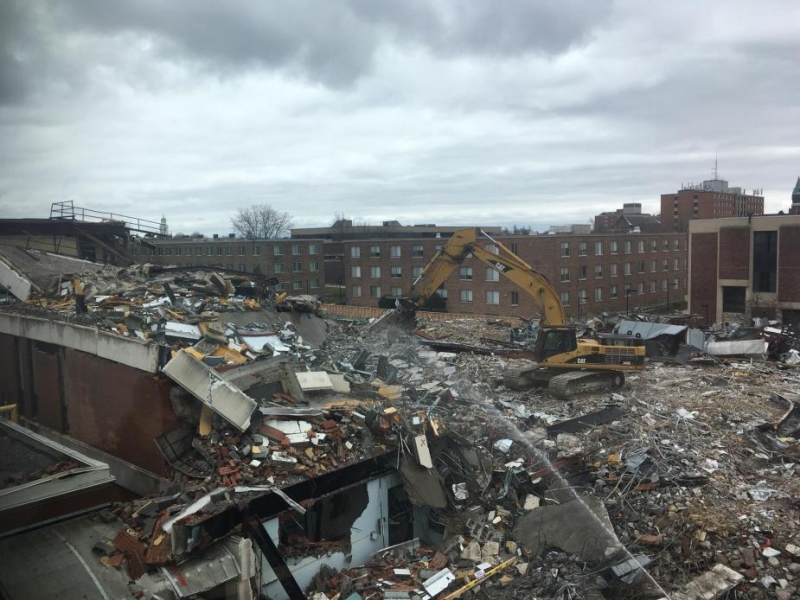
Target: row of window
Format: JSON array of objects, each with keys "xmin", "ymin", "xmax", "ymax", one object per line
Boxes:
[
  {"xmin": 358, "ymin": 279, "xmax": 682, "ymax": 306},
  {"xmin": 275, "ymin": 279, "xmax": 320, "ymax": 292},
  {"xmin": 561, "ymin": 238, "xmax": 682, "ymax": 258},
  {"xmin": 350, "ymin": 265, "xmax": 504, "ymax": 280},
  {"xmin": 560, "ymin": 259, "xmax": 684, "ymax": 281},
  {"xmin": 349, "ymin": 242, "xmax": 500, "ymax": 259},
  {"xmin": 163, "ymin": 261, "xmax": 320, "ymax": 273},
  {"xmin": 142, "ymin": 243, "xmax": 321, "ymax": 257}
]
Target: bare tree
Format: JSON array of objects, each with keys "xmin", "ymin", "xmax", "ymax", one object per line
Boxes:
[{"xmin": 231, "ymin": 204, "xmax": 293, "ymax": 239}]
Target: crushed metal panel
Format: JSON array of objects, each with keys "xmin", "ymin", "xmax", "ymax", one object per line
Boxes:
[
  {"xmin": 617, "ymin": 320, "xmax": 687, "ymax": 340},
  {"xmin": 422, "ymin": 568, "xmax": 455, "ymax": 596},
  {"xmin": 162, "ymin": 350, "xmax": 257, "ymax": 431},
  {"xmin": 295, "ymin": 371, "xmax": 334, "ymax": 391},
  {"xmin": 162, "ymin": 541, "xmax": 241, "ymax": 598},
  {"xmin": 705, "ymin": 339, "xmax": 768, "ymax": 357}
]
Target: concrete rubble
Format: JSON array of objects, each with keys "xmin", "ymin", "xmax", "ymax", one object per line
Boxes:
[{"xmin": 6, "ymin": 267, "xmax": 800, "ymax": 599}]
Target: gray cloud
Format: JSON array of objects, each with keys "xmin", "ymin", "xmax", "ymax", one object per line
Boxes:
[{"xmin": 0, "ymin": 1, "xmax": 798, "ymax": 234}]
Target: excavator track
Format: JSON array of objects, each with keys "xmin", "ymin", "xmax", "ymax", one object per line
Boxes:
[{"xmin": 548, "ymin": 370, "xmax": 625, "ymax": 400}]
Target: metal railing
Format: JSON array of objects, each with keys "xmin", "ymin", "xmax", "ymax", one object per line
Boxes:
[{"xmin": 50, "ymin": 200, "xmax": 168, "ymax": 236}]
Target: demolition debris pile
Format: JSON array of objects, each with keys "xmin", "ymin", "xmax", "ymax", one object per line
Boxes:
[{"xmin": 6, "ymin": 265, "xmax": 800, "ymax": 599}]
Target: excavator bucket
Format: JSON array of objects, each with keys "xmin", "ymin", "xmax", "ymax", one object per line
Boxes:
[{"xmin": 368, "ymin": 303, "xmax": 417, "ymax": 333}]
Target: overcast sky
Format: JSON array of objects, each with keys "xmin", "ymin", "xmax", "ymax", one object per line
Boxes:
[{"xmin": 1, "ymin": 1, "xmax": 799, "ymax": 235}]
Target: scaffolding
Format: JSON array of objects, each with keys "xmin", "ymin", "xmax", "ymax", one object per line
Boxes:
[{"xmin": 50, "ymin": 200, "xmax": 168, "ymax": 237}]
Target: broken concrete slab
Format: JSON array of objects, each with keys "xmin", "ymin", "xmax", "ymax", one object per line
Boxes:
[
  {"xmin": 162, "ymin": 350, "xmax": 257, "ymax": 431},
  {"xmin": 512, "ymin": 494, "xmax": 621, "ymax": 562},
  {"xmin": 664, "ymin": 563, "xmax": 744, "ymax": 600},
  {"xmin": 295, "ymin": 371, "xmax": 334, "ymax": 391}
]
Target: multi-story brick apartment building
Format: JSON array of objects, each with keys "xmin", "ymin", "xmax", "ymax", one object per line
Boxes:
[
  {"xmin": 133, "ymin": 235, "xmax": 326, "ymax": 294},
  {"xmin": 342, "ymin": 230, "xmax": 687, "ymax": 319},
  {"xmin": 593, "ymin": 203, "xmax": 660, "ymax": 234},
  {"xmin": 661, "ymin": 178, "xmax": 764, "ymax": 232},
  {"xmin": 688, "ymin": 214, "xmax": 800, "ymax": 326}
]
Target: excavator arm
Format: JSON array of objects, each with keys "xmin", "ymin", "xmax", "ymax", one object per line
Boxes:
[{"xmin": 397, "ymin": 228, "xmax": 565, "ymax": 325}]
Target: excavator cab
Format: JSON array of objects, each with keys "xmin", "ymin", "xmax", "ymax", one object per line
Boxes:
[{"xmin": 536, "ymin": 327, "xmax": 578, "ymax": 361}]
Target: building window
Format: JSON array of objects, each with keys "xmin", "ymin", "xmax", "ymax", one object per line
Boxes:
[
  {"xmin": 560, "ymin": 267, "xmax": 570, "ymax": 282},
  {"xmin": 412, "ymin": 245, "xmax": 424, "ymax": 258},
  {"xmin": 274, "ymin": 263, "xmax": 285, "ymax": 274},
  {"xmin": 638, "ymin": 261, "xmax": 645, "ymax": 274},
  {"xmin": 651, "ymin": 260, "xmax": 657, "ymax": 273},
  {"xmin": 673, "ymin": 278, "xmax": 679, "ymax": 289},
  {"xmin": 239, "ymin": 264, "xmax": 246, "ymax": 272},
  {"xmin": 560, "ymin": 291, "xmax": 570, "ymax": 306},
  {"xmin": 610, "ymin": 285, "xmax": 618, "ymax": 299},
  {"xmin": 350, "ymin": 246, "xmax": 360, "ymax": 259},
  {"xmin": 436, "ymin": 288, "xmax": 448, "ymax": 299},
  {"xmin": 578, "ymin": 242, "xmax": 588, "ymax": 256},
  {"xmin": 662, "ymin": 259, "xmax": 669, "ymax": 271},
  {"xmin": 238, "ymin": 246, "xmax": 246, "ymax": 256},
  {"xmin": 594, "ymin": 288, "xmax": 603, "ymax": 302},
  {"xmin": 662, "ymin": 279, "xmax": 668, "ymax": 291},
  {"xmin": 195, "ymin": 247, "xmax": 202, "ymax": 256},
  {"xmin": 411, "ymin": 266, "xmax": 423, "ymax": 279},
  {"xmin": 594, "ymin": 241, "xmax": 603, "ymax": 256},
  {"xmin": 561, "ymin": 242, "xmax": 570, "ymax": 257},
  {"xmin": 351, "ymin": 266, "xmax": 361, "ymax": 278},
  {"xmin": 624, "ymin": 241, "xmax": 632, "ymax": 254},
  {"xmin": 637, "ymin": 240, "xmax": 645, "ymax": 253},
  {"xmin": 673, "ymin": 258, "xmax": 679, "ymax": 270},
  {"xmin": 175, "ymin": 248, "xmax": 181, "ymax": 256},
  {"xmin": 624, "ymin": 262, "xmax": 631, "ymax": 276},
  {"xmin": 293, "ymin": 280, "xmax": 303, "ymax": 291},
  {"xmin": 310, "ymin": 261, "xmax": 320, "ymax": 272},
  {"xmin": 651, "ymin": 239, "xmax": 658, "ymax": 252},
  {"xmin": 370, "ymin": 266, "xmax": 381, "ymax": 278},
  {"xmin": 309, "ymin": 243, "xmax": 319, "ymax": 255},
  {"xmin": 390, "ymin": 286, "xmax": 403, "ymax": 297},
  {"xmin": 510, "ymin": 291, "xmax": 519, "ymax": 306},
  {"xmin": 158, "ymin": 248, "xmax": 163, "ymax": 255},
  {"xmin": 390, "ymin": 265, "xmax": 402, "ymax": 278},
  {"xmin": 674, "ymin": 239, "xmax": 680, "ymax": 251},
  {"xmin": 637, "ymin": 282, "xmax": 644, "ymax": 295},
  {"xmin": 485, "ymin": 267, "xmax": 499, "ymax": 282},
  {"xmin": 663, "ymin": 240, "xmax": 669, "ymax": 251},
  {"xmin": 274, "ymin": 244, "xmax": 284, "ymax": 256},
  {"xmin": 578, "ymin": 265, "xmax": 587, "ymax": 280},
  {"xmin": 578, "ymin": 290, "xmax": 588, "ymax": 305},
  {"xmin": 370, "ymin": 286, "xmax": 381, "ymax": 298},
  {"xmin": 293, "ymin": 262, "xmax": 302, "ymax": 273},
  {"xmin": 610, "ymin": 263, "xmax": 618, "ymax": 277},
  {"xmin": 459, "ymin": 267, "xmax": 473, "ymax": 280},
  {"xmin": 291, "ymin": 244, "xmax": 301, "ymax": 256},
  {"xmin": 352, "ymin": 285, "xmax": 362, "ymax": 298},
  {"xmin": 225, "ymin": 247, "xmax": 232, "ymax": 256},
  {"xmin": 253, "ymin": 246, "xmax": 260, "ymax": 256},
  {"xmin": 510, "ymin": 242, "xmax": 519, "ymax": 255},
  {"xmin": 309, "ymin": 279, "xmax": 319, "ymax": 289},
  {"xmin": 650, "ymin": 281, "xmax": 656, "ymax": 293},
  {"xmin": 459, "ymin": 289, "xmax": 473, "ymax": 303},
  {"xmin": 486, "ymin": 290, "xmax": 500, "ymax": 305},
  {"xmin": 610, "ymin": 241, "xmax": 618, "ymax": 254},
  {"xmin": 370, "ymin": 245, "xmax": 381, "ymax": 258},
  {"xmin": 207, "ymin": 246, "xmax": 213, "ymax": 256},
  {"xmin": 275, "ymin": 283, "xmax": 285, "ymax": 292},
  {"xmin": 594, "ymin": 264, "xmax": 603, "ymax": 279},
  {"xmin": 486, "ymin": 243, "xmax": 499, "ymax": 255},
  {"xmin": 390, "ymin": 245, "xmax": 401, "ymax": 258}
]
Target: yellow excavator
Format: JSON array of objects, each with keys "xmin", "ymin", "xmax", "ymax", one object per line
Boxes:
[{"xmin": 372, "ymin": 228, "xmax": 646, "ymax": 399}]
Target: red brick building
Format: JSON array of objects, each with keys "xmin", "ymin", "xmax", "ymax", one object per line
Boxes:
[
  {"xmin": 342, "ymin": 231, "xmax": 687, "ymax": 319},
  {"xmin": 688, "ymin": 214, "xmax": 800, "ymax": 326},
  {"xmin": 661, "ymin": 180, "xmax": 764, "ymax": 232},
  {"xmin": 135, "ymin": 236, "xmax": 326, "ymax": 294}
]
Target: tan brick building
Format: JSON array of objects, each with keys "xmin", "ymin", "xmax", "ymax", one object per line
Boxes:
[
  {"xmin": 689, "ymin": 214, "xmax": 800, "ymax": 326},
  {"xmin": 133, "ymin": 236, "xmax": 326, "ymax": 294},
  {"xmin": 342, "ymin": 231, "xmax": 687, "ymax": 319}
]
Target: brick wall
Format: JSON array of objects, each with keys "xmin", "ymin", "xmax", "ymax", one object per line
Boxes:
[
  {"xmin": 778, "ymin": 225, "xmax": 800, "ymax": 303},
  {"xmin": 62, "ymin": 350, "xmax": 180, "ymax": 475},
  {"xmin": 718, "ymin": 227, "xmax": 750, "ymax": 280},
  {"xmin": 342, "ymin": 233, "xmax": 687, "ymax": 319},
  {"xmin": 690, "ymin": 232, "xmax": 718, "ymax": 323}
]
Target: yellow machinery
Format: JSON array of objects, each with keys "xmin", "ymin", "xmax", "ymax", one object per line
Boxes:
[{"xmin": 374, "ymin": 228, "xmax": 645, "ymax": 398}]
